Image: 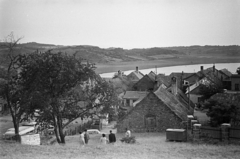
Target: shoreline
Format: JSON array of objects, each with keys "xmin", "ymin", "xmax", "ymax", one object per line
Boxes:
[{"xmin": 94, "ymin": 58, "xmax": 240, "ymax": 74}]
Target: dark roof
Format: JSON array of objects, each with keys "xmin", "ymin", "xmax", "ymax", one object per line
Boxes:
[
  {"xmin": 156, "ymin": 74, "xmax": 171, "ymax": 87},
  {"xmin": 169, "ymin": 72, "xmax": 195, "ymax": 80},
  {"xmin": 219, "ymin": 69, "xmax": 232, "ymax": 77},
  {"xmin": 127, "ymin": 71, "xmax": 144, "ymax": 81},
  {"xmin": 196, "ymin": 66, "xmax": 222, "ymax": 85},
  {"xmin": 123, "ymin": 91, "xmax": 148, "ymax": 99},
  {"xmin": 154, "ymin": 85, "xmax": 188, "ymax": 121},
  {"xmin": 167, "ymin": 86, "xmax": 195, "ymax": 110},
  {"xmin": 148, "ymin": 71, "xmax": 157, "ymax": 81}
]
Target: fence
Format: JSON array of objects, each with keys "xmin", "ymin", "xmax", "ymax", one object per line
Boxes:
[
  {"xmin": 229, "ymin": 127, "xmax": 240, "ymax": 140},
  {"xmin": 191, "ymin": 122, "xmax": 240, "ymax": 143},
  {"xmin": 200, "ymin": 126, "xmax": 221, "ymax": 141}
]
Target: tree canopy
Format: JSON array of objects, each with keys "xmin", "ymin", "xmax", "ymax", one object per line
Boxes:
[
  {"xmin": 18, "ymin": 51, "xmax": 118, "ymax": 143},
  {"xmin": 237, "ymin": 67, "xmax": 240, "ymax": 75},
  {"xmin": 202, "ymin": 98, "xmax": 240, "ymax": 127}
]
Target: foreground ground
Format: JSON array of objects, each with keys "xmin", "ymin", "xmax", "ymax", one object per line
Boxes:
[
  {"xmin": 1, "ymin": 111, "xmax": 236, "ymax": 159},
  {"xmin": 1, "ymin": 133, "xmax": 240, "ymax": 159}
]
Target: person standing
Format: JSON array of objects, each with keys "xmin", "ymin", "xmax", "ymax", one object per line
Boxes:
[
  {"xmin": 108, "ymin": 130, "xmax": 116, "ymax": 144},
  {"xmin": 79, "ymin": 131, "xmax": 85, "ymax": 146},
  {"xmin": 84, "ymin": 129, "xmax": 90, "ymax": 144},
  {"xmin": 100, "ymin": 134, "xmax": 109, "ymax": 144}
]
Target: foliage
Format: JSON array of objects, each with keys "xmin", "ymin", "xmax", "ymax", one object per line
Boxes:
[
  {"xmin": 202, "ymin": 99, "xmax": 240, "ymax": 127},
  {"xmin": 199, "ymin": 83, "xmax": 223, "ymax": 100},
  {"xmin": 120, "ymin": 136, "xmax": 136, "ymax": 144},
  {"xmin": 18, "ymin": 51, "xmax": 118, "ymax": 144},
  {"xmin": 0, "ymin": 32, "xmax": 24, "ymax": 142}
]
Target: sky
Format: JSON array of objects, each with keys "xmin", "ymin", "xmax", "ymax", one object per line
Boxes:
[{"xmin": 0, "ymin": 0, "xmax": 240, "ymax": 49}]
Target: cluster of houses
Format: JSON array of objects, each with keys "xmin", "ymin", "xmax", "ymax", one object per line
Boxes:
[{"xmin": 111, "ymin": 65, "xmax": 240, "ymax": 133}]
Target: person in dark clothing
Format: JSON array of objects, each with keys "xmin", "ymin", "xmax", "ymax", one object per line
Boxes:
[
  {"xmin": 108, "ymin": 130, "xmax": 116, "ymax": 143},
  {"xmin": 84, "ymin": 129, "xmax": 90, "ymax": 144}
]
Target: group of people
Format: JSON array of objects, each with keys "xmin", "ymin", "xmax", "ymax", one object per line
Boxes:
[
  {"xmin": 79, "ymin": 129, "xmax": 90, "ymax": 145},
  {"xmin": 100, "ymin": 130, "xmax": 116, "ymax": 144},
  {"xmin": 79, "ymin": 128, "xmax": 131, "ymax": 145}
]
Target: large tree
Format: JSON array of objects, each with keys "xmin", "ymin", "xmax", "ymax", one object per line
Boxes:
[
  {"xmin": 202, "ymin": 99, "xmax": 239, "ymax": 127},
  {"xmin": 199, "ymin": 82, "xmax": 223, "ymax": 100},
  {"xmin": 19, "ymin": 51, "xmax": 118, "ymax": 144},
  {"xmin": 0, "ymin": 33, "xmax": 24, "ymax": 142}
]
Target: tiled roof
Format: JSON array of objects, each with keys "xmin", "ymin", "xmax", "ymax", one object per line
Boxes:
[
  {"xmin": 148, "ymin": 71, "xmax": 157, "ymax": 81},
  {"xmin": 185, "ymin": 77, "xmax": 210, "ymax": 94},
  {"xmin": 156, "ymin": 74, "xmax": 171, "ymax": 87},
  {"xmin": 169, "ymin": 72, "xmax": 195, "ymax": 80},
  {"xmin": 119, "ymin": 85, "xmax": 189, "ymax": 122},
  {"xmin": 123, "ymin": 91, "xmax": 148, "ymax": 99},
  {"xmin": 219, "ymin": 69, "xmax": 232, "ymax": 77},
  {"xmin": 167, "ymin": 86, "xmax": 195, "ymax": 110},
  {"xmin": 154, "ymin": 85, "xmax": 188, "ymax": 121},
  {"xmin": 127, "ymin": 71, "xmax": 144, "ymax": 80}
]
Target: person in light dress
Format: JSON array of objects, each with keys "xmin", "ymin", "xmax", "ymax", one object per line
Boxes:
[
  {"xmin": 79, "ymin": 131, "xmax": 85, "ymax": 146},
  {"xmin": 100, "ymin": 133, "xmax": 109, "ymax": 144}
]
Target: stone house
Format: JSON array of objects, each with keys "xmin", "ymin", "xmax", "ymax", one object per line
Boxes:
[
  {"xmin": 122, "ymin": 91, "xmax": 148, "ymax": 108},
  {"xmin": 127, "ymin": 67, "xmax": 144, "ymax": 83},
  {"xmin": 117, "ymin": 85, "xmax": 189, "ymax": 133},
  {"xmin": 132, "ymin": 73, "xmax": 156, "ymax": 91}
]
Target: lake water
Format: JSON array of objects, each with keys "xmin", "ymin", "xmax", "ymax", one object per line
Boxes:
[{"xmin": 100, "ymin": 63, "xmax": 240, "ymax": 78}]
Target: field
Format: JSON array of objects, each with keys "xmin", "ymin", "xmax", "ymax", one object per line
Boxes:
[{"xmin": 1, "ymin": 133, "xmax": 240, "ymax": 159}]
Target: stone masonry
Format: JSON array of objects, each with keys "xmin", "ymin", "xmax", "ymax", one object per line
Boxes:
[{"xmin": 117, "ymin": 92, "xmax": 184, "ymax": 133}]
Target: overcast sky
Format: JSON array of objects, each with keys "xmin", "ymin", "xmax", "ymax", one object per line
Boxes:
[{"xmin": 1, "ymin": 0, "xmax": 240, "ymax": 49}]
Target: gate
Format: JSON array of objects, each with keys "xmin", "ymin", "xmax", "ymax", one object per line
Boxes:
[{"xmin": 200, "ymin": 126, "xmax": 222, "ymax": 140}]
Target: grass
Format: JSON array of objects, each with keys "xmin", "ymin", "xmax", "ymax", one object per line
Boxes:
[{"xmin": 1, "ymin": 133, "xmax": 240, "ymax": 159}]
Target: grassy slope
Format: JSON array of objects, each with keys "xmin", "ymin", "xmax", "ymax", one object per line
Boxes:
[
  {"xmin": 1, "ymin": 133, "xmax": 240, "ymax": 159},
  {"xmin": 1, "ymin": 44, "xmax": 240, "ymax": 74}
]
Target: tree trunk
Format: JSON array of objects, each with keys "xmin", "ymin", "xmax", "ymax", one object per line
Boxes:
[
  {"xmin": 7, "ymin": 98, "xmax": 20, "ymax": 142},
  {"xmin": 53, "ymin": 114, "xmax": 61, "ymax": 143},
  {"xmin": 57, "ymin": 116, "xmax": 65, "ymax": 144},
  {"xmin": 10, "ymin": 107, "xmax": 20, "ymax": 142}
]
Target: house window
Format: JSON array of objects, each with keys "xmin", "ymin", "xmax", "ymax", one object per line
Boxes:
[
  {"xmin": 145, "ymin": 115, "xmax": 156, "ymax": 128},
  {"xmin": 235, "ymin": 84, "xmax": 239, "ymax": 91},
  {"xmin": 126, "ymin": 99, "xmax": 130, "ymax": 106}
]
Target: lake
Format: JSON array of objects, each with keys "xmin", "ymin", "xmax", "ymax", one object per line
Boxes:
[{"xmin": 99, "ymin": 63, "xmax": 240, "ymax": 78}]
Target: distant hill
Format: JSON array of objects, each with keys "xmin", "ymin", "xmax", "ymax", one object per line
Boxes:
[{"xmin": 0, "ymin": 43, "xmax": 240, "ymax": 68}]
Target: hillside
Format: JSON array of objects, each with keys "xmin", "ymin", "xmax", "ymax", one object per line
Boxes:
[{"xmin": 0, "ymin": 43, "xmax": 240, "ymax": 73}]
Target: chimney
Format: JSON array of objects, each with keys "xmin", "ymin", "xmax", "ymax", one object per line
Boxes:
[
  {"xmin": 200, "ymin": 66, "xmax": 204, "ymax": 71},
  {"xmin": 171, "ymin": 76, "xmax": 177, "ymax": 96},
  {"xmin": 213, "ymin": 64, "xmax": 215, "ymax": 72},
  {"xmin": 136, "ymin": 66, "xmax": 138, "ymax": 73}
]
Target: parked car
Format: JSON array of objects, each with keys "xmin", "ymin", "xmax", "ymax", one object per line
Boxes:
[
  {"xmin": 87, "ymin": 129, "xmax": 101, "ymax": 134},
  {"xmin": 3, "ymin": 126, "xmax": 35, "ymax": 140}
]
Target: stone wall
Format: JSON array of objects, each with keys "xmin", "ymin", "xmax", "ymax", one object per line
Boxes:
[{"xmin": 117, "ymin": 92, "xmax": 184, "ymax": 133}]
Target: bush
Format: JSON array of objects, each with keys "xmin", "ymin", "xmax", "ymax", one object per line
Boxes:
[{"xmin": 120, "ymin": 136, "xmax": 136, "ymax": 144}]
